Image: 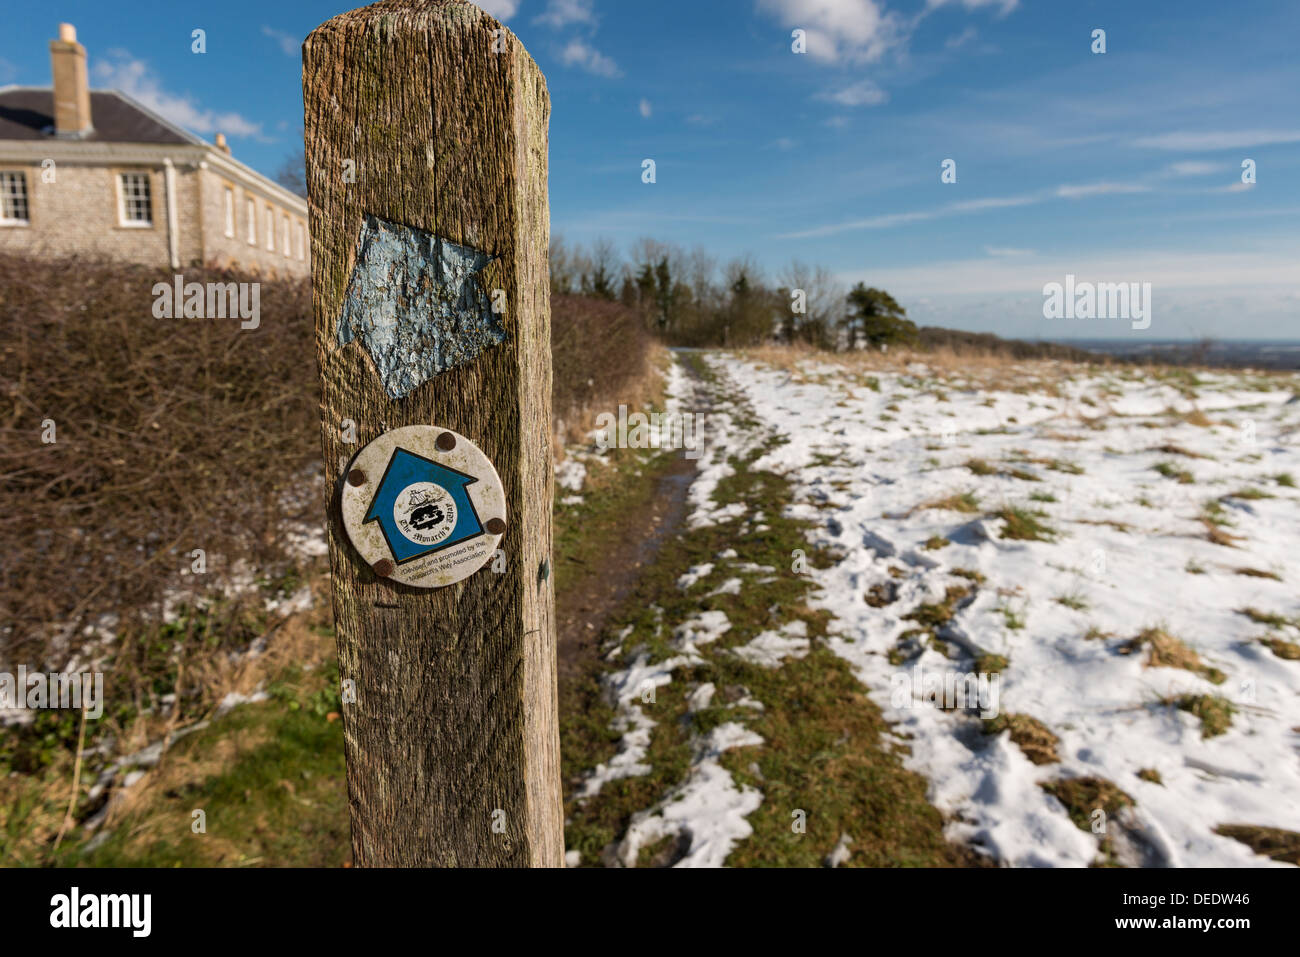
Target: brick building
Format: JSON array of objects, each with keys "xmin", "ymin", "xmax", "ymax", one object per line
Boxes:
[{"xmin": 0, "ymin": 24, "xmax": 308, "ymax": 276}]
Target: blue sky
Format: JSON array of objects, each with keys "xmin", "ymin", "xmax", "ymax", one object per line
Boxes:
[{"xmin": 4, "ymin": 0, "xmax": 1298, "ymax": 339}]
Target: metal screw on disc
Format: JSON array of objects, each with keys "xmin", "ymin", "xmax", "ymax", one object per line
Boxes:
[
  {"xmin": 348, "ymin": 469, "xmax": 367, "ymax": 487},
  {"xmin": 436, "ymin": 432, "xmax": 457, "ymax": 452},
  {"xmin": 373, "ymin": 559, "xmax": 395, "ymax": 578},
  {"xmin": 486, "ymin": 518, "xmax": 506, "ymax": 535}
]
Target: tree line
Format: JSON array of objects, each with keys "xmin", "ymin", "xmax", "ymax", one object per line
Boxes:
[
  {"xmin": 549, "ymin": 236, "xmax": 918, "ymax": 350},
  {"xmin": 271, "ymin": 150, "xmax": 919, "ymax": 353}
]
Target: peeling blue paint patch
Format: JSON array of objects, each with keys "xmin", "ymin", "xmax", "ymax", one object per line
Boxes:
[{"xmin": 337, "ymin": 215, "xmax": 507, "ymax": 400}]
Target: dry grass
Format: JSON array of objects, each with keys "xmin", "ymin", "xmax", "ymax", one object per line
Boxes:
[
  {"xmin": 0, "ymin": 571, "xmax": 336, "ymax": 865},
  {"xmin": 1041, "ymin": 776, "xmax": 1133, "ymax": 833},
  {"xmin": 1173, "ymin": 694, "xmax": 1236, "ymax": 738},
  {"xmin": 1260, "ymin": 636, "xmax": 1300, "ymax": 660},
  {"xmin": 1149, "ymin": 443, "xmax": 1208, "ymax": 459},
  {"xmin": 1235, "ymin": 567, "xmax": 1282, "ymax": 581},
  {"xmin": 100, "ymin": 582, "xmax": 334, "ymax": 833},
  {"xmin": 1239, "ymin": 607, "xmax": 1297, "ymax": 628},
  {"xmin": 1201, "ymin": 518, "xmax": 1244, "ymax": 548},
  {"xmin": 913, "ymin": 491, "xmax": 981, "ymax": 514},
  {"xmin": 741, "ymin": 342, "xmax": 1293, "ymax": 398},
  {"xmin": 995, "ymin": 506, "xmax": 1057, "ymax": 542},
  {"xmin": 983, "ymin": 713, "xmax": 1060, "ymax": 765},
  {"xmin": 741, "ymin": 343, "xmax": 1086, "ymax": 395},
  {"xmin": 1154, "ymin": 461, "xmax": 1195, "ymax": 484},
  {"xmin": 1122, "ymin": 626, "xmax": 1225, "ymax": 684},
  {"xmin": 1215, "ymin": 824, "xmax": 1300, "ymax": 864}
]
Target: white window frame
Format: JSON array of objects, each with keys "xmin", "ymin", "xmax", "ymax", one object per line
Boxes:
[
  {"xmin": 223, "ymin": 186, "xmax": 234, "ymax": 238},
  {"xmin": 0, "ymin": 171, "xmax": 30, "ymax": 226},
  {"xmin": 245, "ymin": 196, "xmax": 256, "ymax": 245},
  {"xmin": 117, "ymin": 171, "xmax": 153, "ymax": 227},
  {"xmin": 281, "ymin": 213, "xmax": 290, "ymax": 258},
  {"xmin": 265, "ymin": 205, "xmax": 274, "ymax": 251},
  {"xmin": 297, "ymin": 221, "xmax": 306, "ymax": 261}
]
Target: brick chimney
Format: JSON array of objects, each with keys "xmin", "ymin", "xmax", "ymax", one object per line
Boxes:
[
  {"xmin": 215, "ymin": 132, "xmax": 232, "ymax": 155},
  {"xmin": 50, "ymin": 23, "xmax": 93, "ymax": 137}
]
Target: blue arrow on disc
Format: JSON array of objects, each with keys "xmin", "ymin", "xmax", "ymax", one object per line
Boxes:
[{"xmin": 363, "ymin": 447, "xmax": 485, "ymax": 564}]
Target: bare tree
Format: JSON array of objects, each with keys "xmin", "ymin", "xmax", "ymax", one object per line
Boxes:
[
  {"xmin": 276, "ymin": 148, "xmax": 307, "ymax": 198},
  {"xmin": 684, "ymin": 245, "xmax": 719, "ymax": 311},
  {"xmin": 586, "ymin": 236, "xmax": 621, "ymax": 300},
  {"xmin": 781, "ymin": 261, "xmax": 845, "ymax": 349}
]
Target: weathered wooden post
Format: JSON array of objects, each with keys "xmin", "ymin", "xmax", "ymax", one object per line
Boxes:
[{"xmin": 302, "ymin": 0, "xmax": 561, "ymax": 867}]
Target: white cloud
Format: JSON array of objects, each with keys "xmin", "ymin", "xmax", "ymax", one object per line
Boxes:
[
  {"xmin": 759, "ymin": 0, "xmax": 1019, "ymax": 64},
  {"xmin": 927, "ymin": 0, "xmax": 1018, "ymax": 15},
  {"xmin": 92, "ymin": 51, "xmax": 263, "ymax": 139},
  {"xmin": 984, "ymin": 246, "xmax": 1033, "ymax": 257},
  {"xmin": 477, "ymin": 0, "xmax": 521, "ymax": 20},
  {"xmin": 780, "ymin": 206, "xmax": 945, "ymax": 238},
  {"xmin": 771, "ymin": 137, "xmax": 797, "ymax": 150},
  {"xmin": 1054, "ymin": 182, "xmax": 1151, "ymax": 200},
  {"xmin": 534, "ymin": 0, "xmax": 596, "ymax": 28},
  {"xmin": 780, "ymin": 182, "xmax": 1158, "ymax": 239},
  {"xmin": 948, "ymin": 194, "xmax": 1038, "ymax": 212},
  {"xmin": 638, "ymin": 99, "xmax": 652, "ymax": 118},
  {"xmin": 260, "ymin": 26, "xmax": 299, "ymax": 57},
  {"xmin": 1163, "ymin": 160, "xmax": 1222, "ymax": 177},
  {"xmin": 0, "ymin": 57, "xmax": 17, "ymax": 84},
  {"xmin": 945, "ymin": 26, "xmax": 977, "ymax": 49},
  {"xmin": 817, "ymin": 78, "xmax": 888, "ymax": 107},
  {"xmin": 847, "ymin": 247, "xmax": 1300, "ymax": 300},
  {"xmin": 1133, "ymin": 129, "xmax": 1300, "ymax": 151},
  {"xmin": 560, "ymin": 38, "xmax": 621, "ymax": 77},
  {"xmin": 756, "ymin": 0, "xmax": 904, "ymax": 64}
]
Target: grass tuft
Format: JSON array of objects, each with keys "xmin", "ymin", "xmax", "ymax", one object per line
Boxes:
[
  {"xmin": 918, "ymin": 491, "xmax": 980, "ymax": 514},
  {"xmin": 1226, "ymin": 487, "xmax": 1273, "ymax": 501},
  {"xmin": 1041, "ymin": 777, "xmax": 1134, "ymax": 833},
  {"xmin": 902, "ymin": 586, "xmax": 971, "ymax": 630},
  {"xmin": 1123, "ymin": 626, "xmax": 1225, "ymax": 684},
  {"xmin": 1260, "ymin": 636, "xmax": 1300, "ymax": 660},
  {"xmin": 1214, "ymin": 825, "xmax": 1300, "ymax": 865},
  {"xmin": 1149, "ymin": 443, "xmax": 1207, "ymax": 459},
  {"xmin": 974, "ymin": 652, "xmax": 1009, "ymax": 675},
  {"xmin": 1239, "ymin": 607, "xmax": 1296, "ymax": 629},
  {"xmin": 1235, "ymin": 567, "xmax": 1281, "ymax": 581},
  {"xmin": 983, "ymin": 713, "xmax": 1060, "ymax": 765},
  {"xmin": 996, "ymin": 506, "xmax": 1057, "ymax": 542},
  {"xmin": 1153, "ymin": 461, "xmax": 1194, "ymax": 484},
  {"xmin": 1055, "ymin": 592, "xmax": 1090, "ymax": 612},
  {"xmin": 1174, "ymin": 694, "xmax": 1236, "ymax": 738}
]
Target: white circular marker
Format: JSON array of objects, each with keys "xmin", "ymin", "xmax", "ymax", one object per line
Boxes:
[{"xmin": 341, "ymin": 425, "xmax": 506, "ymax": 589}]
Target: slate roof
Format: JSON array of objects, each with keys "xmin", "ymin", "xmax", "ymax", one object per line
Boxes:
[{"xmin": 0, "ymin": 86, "xmax": 205, "ymax": 146}]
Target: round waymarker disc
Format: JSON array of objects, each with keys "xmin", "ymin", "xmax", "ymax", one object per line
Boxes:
[{"xmin": 340, "ymin": 425, "xmax": 506, "ymax": 589}]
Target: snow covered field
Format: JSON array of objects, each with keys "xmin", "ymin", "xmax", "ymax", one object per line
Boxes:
[{"xmin": 714, "ymin": 350, "xmax": 1300, "ymax": 867}]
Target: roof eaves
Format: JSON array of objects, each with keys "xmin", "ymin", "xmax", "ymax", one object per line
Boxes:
[{"xmin": 203, "ymin": 147, "xmax": 308, "ymax": 214}]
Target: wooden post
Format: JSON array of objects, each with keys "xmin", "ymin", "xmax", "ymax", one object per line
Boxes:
[{"xmin": 302, "ymin": 0, "xmax": 561, "ymax": 867}]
